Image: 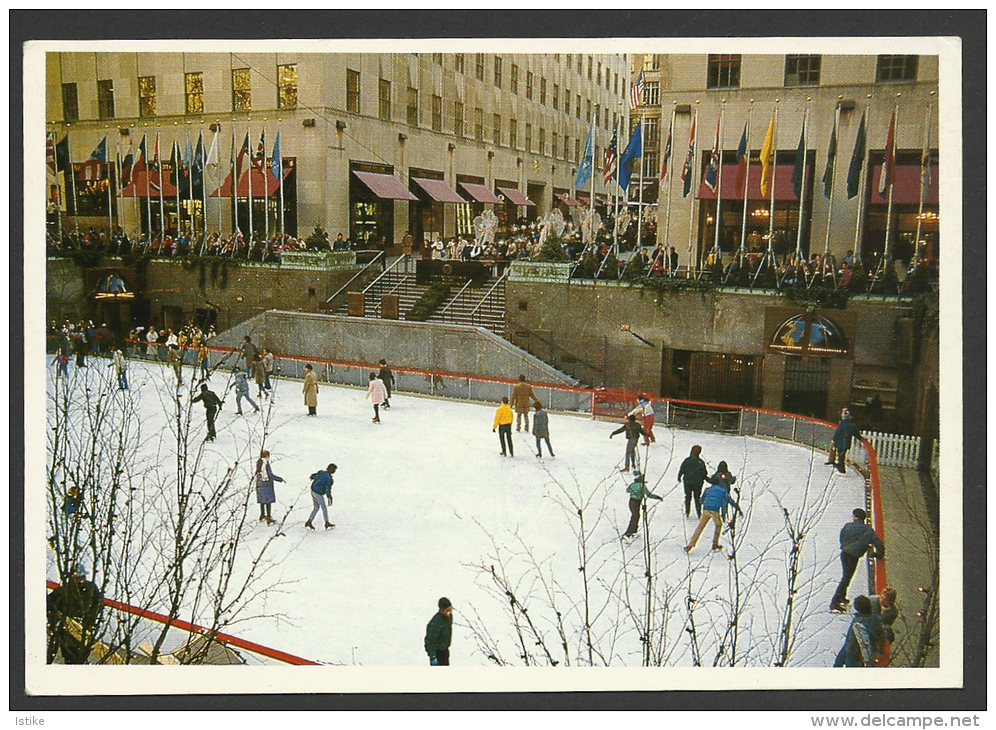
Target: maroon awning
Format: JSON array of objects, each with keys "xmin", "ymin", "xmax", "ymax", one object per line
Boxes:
[
  {"xmin": 211, "ymin": 167, "xmax": 287, "ymax": 198},
  {"xmin": 412, "ymin": 177, "xmax": 466, "ymax": 203},
  {"xmin": 497, "ymin": 187, "xmax": 534, "ymax": 206},
  {"xmin": 870, "ymin": 164, "xmax": 939, "ymax": 205},
  {"xmin": 354, "ymin": 171, "xmax": 418, "ymax": 201},
  {"xmin": 120, "ymin": 170, "xmax": 178, "ymax": 198},
  {"xmin": 556, "ymin": 193, "xmax": 581, "ymax": 207},
  {"xmin": 575, "ymin": 192, "xmax": 590, "ymax": 205},
  {"xmin": 697, "ymin": 163, "xmax": 810, "ymax": 202},
  {"xmin": 460, "ymin": 182, "xmax": 502, "ymax": 204}
]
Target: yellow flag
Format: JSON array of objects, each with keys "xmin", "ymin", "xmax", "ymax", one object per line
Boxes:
[{"xmin": 760, "ymin": 115, "xmax": 775, "ymax": 197}]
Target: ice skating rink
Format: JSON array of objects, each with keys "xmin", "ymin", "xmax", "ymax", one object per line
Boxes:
[{"xmin": 44, "ymin": 357, "xmax": 872, "ymax": 668}]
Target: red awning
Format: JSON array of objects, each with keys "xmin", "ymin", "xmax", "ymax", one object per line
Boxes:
[
  {"xmin": 870, "ymin": 164, "xmax": 939, "ymax": 205},
  {"xmin": 211, "ymin": 168, "xmax": 287, "ymax": 198},
  {"xmin": 459, "ymin": 182, "xmax": 502, "ymax": 204},
  {"xmin": 354, "ymin": 171, "xmax": 418, "ymax": 201},
  {"xmin": 120, "ymin": 170, "xmax": 179, "ymax": 198},
  {"xmin": 555, "ymin": 193, "xmax": 581, "ymax": 207},
  {"xmin": 497, "ymin": 187, "xmax": 534, "ymax": 206},
  {"xmin": 412, "ymin": 177, "xmax": 466, "ymax": 203},
  {"xmin": 697, "ymin": 163, "xmax": 810, "ymax": 202},
  {"xmin": 575, "ymin": 192, "xmax": 590, "ymax": 205}
]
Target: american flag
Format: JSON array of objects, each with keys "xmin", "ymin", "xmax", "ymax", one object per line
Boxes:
[
  {"xmin": 603, "ymin": 129, "xmax": 618, "ymax": 185},
  {"xmin": 629, "ymin": 72, "xmax": 645, "ymax": 111}
]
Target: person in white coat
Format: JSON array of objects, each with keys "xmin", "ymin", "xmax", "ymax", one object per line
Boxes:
[{"xmin": 365, "ymin": 372, "xmax": 388, "ymax": 423}]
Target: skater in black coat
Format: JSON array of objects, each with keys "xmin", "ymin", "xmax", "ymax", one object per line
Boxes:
[
  {"xmin": 378, "ymin": 358, "xmax": 394, "ymax": 408},
  {"xmin": 424, "ymin": 597, "xmax": 454, "ymax": 666},
  {"xmin": 677, "ymin": 445, "xmax": 709, "ymax": 518},
  {"xmin": 610, "ymin": 415, "xmax": 649, "ymax": 472},
  {"xmin": 192, "ymin": 383, "xmax": 223, "ymax": 441}
]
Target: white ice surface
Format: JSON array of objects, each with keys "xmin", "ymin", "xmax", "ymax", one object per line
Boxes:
[{"xmin": 45, "ymin": 357, "xmax": 871, "ymax": 668}]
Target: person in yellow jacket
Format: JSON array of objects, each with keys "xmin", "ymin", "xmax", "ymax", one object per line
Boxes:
[{"xmin": 492, "ymin": 396, "xmax": 515, "ymax": 457}]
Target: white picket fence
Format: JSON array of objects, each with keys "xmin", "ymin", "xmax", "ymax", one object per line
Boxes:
[{"xmin": 862, "ymin": 430, "xmax": 921, "ymax": 468}]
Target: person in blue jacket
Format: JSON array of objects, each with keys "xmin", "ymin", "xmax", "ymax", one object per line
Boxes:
[
  {"xmin": 829, "ymin": 409, "xmax": 860, "ymax": 474},
  {"xmin": 305, "ymin": 463, "xmax": 336, "ymax": 530},
  {"xmin": 684, "ymin": 477, "xmax": 742, "ymax": 553},
  {"xmin": 833, "ymin": 595, "xmax": 887, "ymax": 667},
  {"xmin": 830, "ymin": 508, "xmax": 885, "ymax": 612},
  {"xmin": 677, "ymin": 445, "xmax": 709, "ymax": 518},
  {"xmin": 622, "ymin": 470, "xmax": 663, "ymax": 538}
]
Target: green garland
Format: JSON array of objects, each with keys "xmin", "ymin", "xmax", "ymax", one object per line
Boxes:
[{"xmin": 405, "ymin": 282, "xmax": 451, "ymax": 321}]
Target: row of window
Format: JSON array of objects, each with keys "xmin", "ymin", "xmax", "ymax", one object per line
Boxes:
[
  {"xmin": 61, "ymin": 64, "xmax": 299, "ymax": 121},
  {"xmin": 429, "ymin": 52, "xmax": 625, "ymax": 98},
  {"xmin": 696, "ymin": 54, "xmax": 920, "ymax": 93}
]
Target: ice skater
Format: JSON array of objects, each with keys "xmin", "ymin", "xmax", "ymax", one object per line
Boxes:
[
  {"xmin": 622, "ymin": 470, "xmax": 662, "ymax": 538},
  {"xmin": 110, "ymin": 349, "xmax": 128, "ymax": 390},
  {"xmin": 706, "ymin": 461, "xmax": 737, "ymax": 491},
  {"xmin": 628, "ymin": 396, "xmax": 656, "ymax": 445},
  {"xmin": 833, "ymin": 595, "xmax": 886, "ymax": 668},
  {"xmin": 303, "ymin": 363, "xmax": 318, "ymax": 416},
  {"xmin": 255, "ymin": 450, "xmax": 284, "ymax": 525},
  {"xmin": 511, "ymin": 374, "xmax": 536, "ymax": 432},
  {"xmin": 610, "ymin": 414, "xmax": 649, "ymax": 472},
  {"xmin": 684, "ymin": 477, "xmax": 742, "ymax": 553},
  {"xmin": 532, "ymin": 401, "xmax": 555, "ymax": 458},
  {"xmin": 252, "ymin": 356, "xmax": 270, "ymax": 399},
  {"xmin": 830, "ymin": 508, "xmax": 885, "ymax": 612},
  {"xmin": 240, "ymin": 335, "xmax": 258, "ymax": 378},
  {"xmin": 828, "ymin": 409, "xmax": 860, "ymax": 474},
  {"xmin": 378, "ymin": 358, "xmax": 394, "ymax": 409},
  {"xmin": 196, "ymin": 341, "xmax": 210, "ymax": 381},
  {"xmin": 167, "ymin": 344, "xmax": 184, "ymax": 387},
  {"xmin": 677, "ymin": 445, "xmax": 708, "ymax": 518},
  {"xmin": 365, "ymin": 371, "xmax": 388, "ymax": 423},
  {"xmin": 424, "ymin": 597, "xmax": 454, "ymax": 666},
  {"xmin": 493, "ymin": 396, "xmax": 514, "ymax": 456},
  {"xmin": 305, "ymin": 463, "xmax": 336, "ymax": 530},
  {"xmin": 191, "ymin": 383, "xmax": 223, "ymax": 441},
  {"xmin": 230, "ymin": 368, "xmax": 260, "ymax": 415}
]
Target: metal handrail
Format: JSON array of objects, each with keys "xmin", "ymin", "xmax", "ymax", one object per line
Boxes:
[
  {"xmin": 436, "ymin": 277, "xmax": 476, "ymax": 320},
  {"xmin": 360, "ymin": 253, "xmax": 409, "ymax": 296},
  {"xmin": 467, "ymin": 268, "xmax": 509, "ymax": 322},
  {"xmin": 324, "ymin": 250, "xmax": 385, "ymax": 306}
]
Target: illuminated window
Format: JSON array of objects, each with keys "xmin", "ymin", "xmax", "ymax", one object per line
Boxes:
[
  {"xmin": 278, "ymin": 64, "xmax": 298, "ymax": 108},
  {"xmin": 185, "ymin": 72, "xmax": 203, "ymax": 114},
  {"xmin": 232, "ymin": 68, "xmax": 250, "ymax": 111}
]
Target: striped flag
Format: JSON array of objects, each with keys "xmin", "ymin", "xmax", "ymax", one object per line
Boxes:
[
  {"xmin": 629, "ymin": 72, "xmax": 645, "ymax": 111},
  {"xmin": 878, "ymin": 109, "xmax": 896, "ymax": 195},
  {"xmin": 703, "ymin": 118, "xmax": 720, "ymax": 193},
  {"xmin": 46, "ymin": 134, "xmax": 56, "ymax": 174},
  {"xmin": 659, "ymin": 124, "xmax": 672, "ymax": 181},
  {"xmin": 602, "ymin": 129, "xmax": 618, "ymax": 185},
  {"xmin": 680, "ymin": 113, "xmax": 697, "ymax": 198}
]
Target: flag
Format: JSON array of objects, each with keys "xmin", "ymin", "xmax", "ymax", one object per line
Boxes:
[
  {"xmin": 132, "ymin": 135, "xmax": 147, "ymax": 175},
  {"xmin": 759, "ymin": 115, "xmax": 775, "ymax": 197},
  {"xmin": 618, "ymin": 121, "xmax": 643, "ymax": 191},
  {"xmin": 680, "ymin": 114, "xmax": 697, "ymax": 198},
  {"xmin": 236, "ymin": 133, "xmax": 250, "ymax": 176},
  {"xmin": 89, "ymin": 136, "xmax": 107, "ymax": 162},
  {"xmin": 574, "ymin": 124, "xmax": 594, "ymax": 190},
  {"xmin": 822, "ymin": 114, "xmax": 838, "ymax": 199},
  {"xmin": 629, "ymin": 72, "xmax": 645, "ymax": 111},
  {"xmin": 920, "ymin": 115, "xmax": 932, "ymax": 198},
  {"xmin": 602, "ymin": 129, "xmax": 618, "ymax": 185},
  {"xmin": 184, "ymin": 133, "xmax": 194, "ymax": 171},
  {"xmin": 846, "ymin": 112, "xmax": 866, "ymax": 200},
  {"xmin": 659, "ymin": 123, "xmax": 672, "ymax": 181},
  {"xmin": 253, "ymin": 130, "xmax": 266, "ymax": 170},
  {"xmin": 151, "ymin": 134, "xmax": 161, "ymax": 171},
  {"xmin": 878, "ymin": 109, "xmax": 896, "ymax": 195},
  {"xmin": 791, "ymin": 119, "xmax": 806, "ymax": 199},
  {"xmin": 703, "ymin": 118, "xmax": 720, "ymax": 193},
  {"xmin": 191, "ymin": 133, "xmax": 205, "ymax": 189},
  {"xmin": 54, "ymin": 134, "xmax": 69, "ymax": 171},
  {"xmin": 120, "ymin": 144, "xmax": 134, "ymax": 188},
  {"xmin": 734, "ymin": 122, "xmax": 748, "ymax": 198},
  {"xmin": 205, "ymin": 129, "xmax": 220, "ymax": 170},
  {"xmin": 270, "ymin": 130, "xmax": 282, "ymax": 180},
  {"xmin": 46, "ymin": 135, "xmax": 56, "ymax": 175}
]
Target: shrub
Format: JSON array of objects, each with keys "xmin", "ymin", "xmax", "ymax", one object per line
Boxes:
[
  {"xmin": 534, "ymin": 230, "xmax": 569, "ymax": 263},
  {"xmin": 405, "ymin": 282, "xmax": 451, "ymax": 321}
]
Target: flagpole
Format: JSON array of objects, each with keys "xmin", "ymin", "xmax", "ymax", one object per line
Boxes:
[
  {"xmin": 881, "ymin": 95, "xmax": 900, "ymax": 280},
  {"xmin": 144, "ymin": 131, "xmax": 152, "ymax": 245},
  {"xmin": 262, "ymin": 120, "xmax": 269, "ymax": 248},
  {"xmin": 157, "ymin": 133, "xmax": 165, "ymax": 247},
  {"xmin": 636, "ymin": 110, "xmax": 645, "ymax": 259},
  {"xmin": 915, "ymin": 94, "xmax": 933, "ymax": 255},
  {"xmin": 128, "ymin": 134, "xmax": 138, "ymax": 242},
  {"xmin": 612, "ymin": 117, "xmax": 620, "ymax": 262},
  {"xmin": 104, "ymin": 131, "xmax": 113, "ymax": 243},
  {"xmin": 823, "ymin": 98, "xmax": 843, "ymax": 286},
  {"xmin": 65, "ymin": 128, "xmax": 81, "ymax": 243},
  {"xmin": 709, "ymin": 101, "xmax": 725, "ymax": 274},
  {"xmin": 794, "ymin": 101, "xmax": 810, "ymax": 273},
  {"xmin": 685, "ymin": 103, "xmax": 698, "ymax": 279},
  {"xmin": 588, "ymin": 117, "xmax": 596, "ymax": 278},
  {"xmin": 248, "ymin": 119, "xmax": 254, "ymax": 249},
  {"xmin": 231, "ymin": 118, "xmax": 238, "ymax": 244},
  {"xmin": 200, "ymin": 131, "xmax": 208, "ymax": 243},
  {"xmin": 660, "ymin": 104, "xmax": 676, "ymax": 273},
  {"xmin": 739, "ymin": 101, "xmax": 753, "ymax": 268},
  {"xmin": 278, "ymin": 121, "xmax": 286, "ymax": 240},
  {"xmin": 853, "ymin": 97, "xmax": 872, "ymax": 267},
  {"xmin": 173, "ymin": 128, "xmax": 181, "ymax": 250},
  {"xmin": 766, "ymin": 102, "xmax": 779, "ymax": 287}
]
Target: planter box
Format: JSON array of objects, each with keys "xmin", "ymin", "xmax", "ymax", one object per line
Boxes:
[
  {"xmin": 280, "ymin": 251, "xmax": 357, "ymax": 270},
  {"xmin": 508, "ymin": 260, "xmax": 573, "ymax": 281}
]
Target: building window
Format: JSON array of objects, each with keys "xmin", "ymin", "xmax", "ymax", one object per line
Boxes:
[
  {"xmin": 474, "ymin": 107, "xmax": 484, "ymax": 141},
  {"xmin": 614, "ymin": 72, "xmax": 619, "ymax": 95},
  {"xmin": 540, "ymin": 77, "xmax": 547, "ymax": 105},
  {"xmin": 278, "ymin": 63, "xmax": 298, "ymax": 108},
  {"xmin": 96, "ymin": 79, "xmax": 115, "ymax": 119},
  {"xmin": 587, "ymin": 55, "xmax": 593, "ymax": 80},
  {"xmin": 432, "ymin": 95, "xmax": 442, "ymax": 132},
  {"xmin": 61, "ymin": 82, "xmax": 78, "ymax": 121},
  {"xmin": 644, "ymin": 116, "xmax": 659, "ymax": 148},
  {"xmin": 510, "ymin": 64, "xmax": 519, "ymax": 94},
  {"xmin": 563, "ymin": 135, "xmax": 570, "ymax": 161},
  {"xmin": 525, "ymin": 71, "xmax": 533, "ymax": 100},
  {"xmin": 232, "ymin": 68, "xmax": 250, "ymax": 111},
  {"xmin": 552, "ymin": 83, "xmax": 559, "ymax": 111},
  {"xmin": 538, "ymin": 128, "xmax": 546, "ymax": 156},
  {"xmin": 575, "ymin": 93, "xmax": 581, "ymax": 119},
  {"xmin": 575, "ymin": 138, "xmax": 581, "ymax": 163},
  {"xmin": 494, "ymin": 56, "xmax": 502, "ymax": 88},
  {"xmin": 644, "ymin": 80, "xmax": 660, "ymax": 106},
  {"xmin": 184, "ymin": 72, "xmax": 203, "ymax": 114},
  {"xmin": 707, "ymin": 54, "xmax": 741, "ymax": 89},
  {"xmin": 566, "ymin": 53, "xmax": 571, "ymax": 69},
  {"xmin": 586, "ymin": 99, "xmax": 592, "ymax": 122},
  {"xmin": 643, "ymin": 152, "xmax": 658, "ymax": 179},
  {"xmin": 613, "ymin": 111, "xmax": 618, "ymax": 134},
  {"xmin": 407, "ymin": 87, "xmax": 419, "ymax": 127},
  {"xmin": 432, "ymin": 52, "xmax": 443, "ymax": 65},
  {"xmin": 525, "ymin": 123, "xmax": 532, "ymax": 153},
  {"xmin": 346, "ymin": 69, "xmax": 361, "ymax": 113},
  {"xmin": 455, "ymin": 53, "xmax": 464, "ymax": 74},
  {"xmin": 552, "ymin": 132, "xmax": 559, "ymax": 159},
  {"xmin": 509, "ymin": 118, "xmax": 517, "ymax": 149},
  {"xmin": 378, "ymin": 79, "xmax": 391, "ymax": 120},
  {"xmin": 785, "ymin": 54, "xmax": 821, "ymax": 86},
  {"xmin": 877, "ymin": 54, "xmax": 918, "ymax": 82},
  {"xmin": 594, "ymin": 104, "xmax": 600, "ymax": 128},
  {"xmin": 576, "ymin": 56, "xmax": 583, "ymax": 74},
  {"xmin": 597, "ymin": 61, "xmax": 602, "ymax": 86},
  {"xmin": 454, "ymin": 101, "xmax": 464, "ymax": 137},
  {"xmin": 134, "ymin": 76, "xmax": 156, "ymax": 117},
  {"xmin": 644, "ymin": 54, "xmax": 662, "ymax": 71},
  {"xmin": 475, "ymin": 53, "xmax": 485, "ymax": 81},
  {"xmin": 493, "ymin": 113, "xmax": 502, "ymax": 145}
]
